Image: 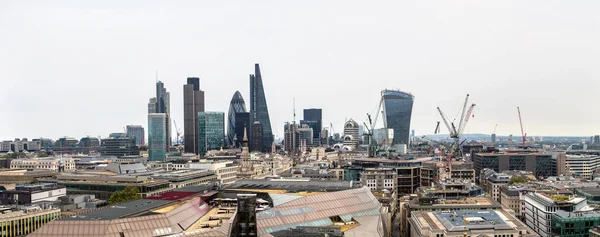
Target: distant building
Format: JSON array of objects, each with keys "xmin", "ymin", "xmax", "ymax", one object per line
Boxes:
[
  {"xmin": 361, "ymin": 168, "xmax": 397, "ymax": 191},
  {"xmin": 297, "ymin": 124, "xmax": 313, "ymax": 151},
  {"xmin": 183, "ymin": 77, "xmax": 205, "ymax": 154},
  {"xmin": 382, "ymin": 89, "xmax": 414, "ymax": 146},
  {"xmin": 343, "ymin": 119, "xmax": 359, "ymax": 148},
  {"xmin": 148, "ymin": 113, "xmax": 168, "ymax": 161},
  {"xmin": 100, "ymin": 134, "xmax": 139, "ymax": 157},
  {"xmin": 480, "ymin": 169, "xmax": 511, "ymax": 202},
  {"xmin": 227, "ymin": 91, "xmax": 247, "ymax": 148},
  {"xmin": 249, "ymin": 63, "xmax": 273, "ymax": 151},
  {"xmin": 126, "ymin": 125, "xmax": 145, "ymax": 146},
  {"xmin": 472, "ymin": 151, "xmax": 556, "ymax": 181},
  {"xmin": 53, "ymin": 137, "xmax": 78, "ymax": 153},
  {"xmin": 558, "ymin": 154, "xmax": 600, "ymax": 180},
  {"xmin": 250, "ymin": 121, "xmax": 264, "ymax": 152},
  {"xmin": 237, "ymin": 127, "xmax": 253, "ymax": 179},
  {"xmin": 303, "ymin": 108, "xmax": 322, "ymax": 146},
  {"xmin": 197, "ymin": 112, "xmax": 225, "ymax": 156},
  {"xmin": 234, "ymin": 112, "xmax": 250, "ymax": 148},
  {"xmin": 78, "ymin": 136, "xmax": 100, "ymax": 154},
  {"xmin": 10, "ymin": 158, "xmax": 75, "ymax": 172},
  {"xmin": 148, "ymin": 81, "xmax": 171, "ymax": 149},
  {"xmin": 284, "ymin": 122, "xmax": 299, "ymax": 153}
]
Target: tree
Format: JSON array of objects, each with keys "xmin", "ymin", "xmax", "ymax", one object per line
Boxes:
[
  {"xmin": 108, "ymin": 186, "xmax": 140, "ymax": 204},
  {"xmin": 508, "ymin": 176, "xmax": 527, "ymax": 185},
  {"xmin": 37, "ymin": 153, "xmax": 49, "ymax": 158}
]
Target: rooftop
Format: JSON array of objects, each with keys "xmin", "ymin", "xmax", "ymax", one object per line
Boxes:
[
  {"xmin": 554, "ymin": 210, "xmax": 600, "ymax": 219},
  {"xmin": 63, "ymin": 199, "xmax": 173, "ymax": 220}
]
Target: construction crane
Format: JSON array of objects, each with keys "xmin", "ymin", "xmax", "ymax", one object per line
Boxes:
[
  {"xmin": 436, "ymin": 94, "xmax": 476, "ymax": 158},
  {"xmin": 491, "ymin": 124, "xmax": 498, "ymax": 146},
  {"xmin": 434, "ymin": 121, "xmax": 440, "ymax": 134},
  {"xmin": 517, "ymin": 107, "xmax": 527, "ymax": 149},
  {"xmin": 173, "ymin": 119, "xmax": 181, "ymax": 145}
]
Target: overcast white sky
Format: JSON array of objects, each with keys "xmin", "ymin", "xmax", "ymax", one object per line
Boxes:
[{"xmin": 1, "ymin": 0, "xmax": 599, "ymax": 141}]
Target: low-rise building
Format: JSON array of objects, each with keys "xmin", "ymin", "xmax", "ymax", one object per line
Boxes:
[
  {"xmin": 500, "ymin": 185, "xmax": 535, "ymax": 221},
  {"xmin": 189, "ymin": 160, "xmax": 239, "ymax": 184},
  {"xmin": 551, "ymin": 210, "xmax": 600, "ymax": 237},
  {"xmin": 409, "ymin": 209, "xmax": 538, "ymax": 237},
  {"xmin": 0, "ymin": 205, "xmax": 61, "ymax": 237},
  {"xmin": 481, "ymin": 168, "xmax": 511, "ymax": 202},
  {"xmin": 360, "ymin": 168, "xmax": 397, "ymax": 191},
  {"xmin": 9, "ymin": 157, "xmax": 75, "ymax": 172},
  {"xmin": 0, "ymin": 183, "xmax": 66, "ymax": 205},
  {"xmin": 51, "ymin": 173, "xmax": 172, "ymax": 199},
  {"xmin": 525, "ymin": 192, "xmax": 588, "ymax": 237}
]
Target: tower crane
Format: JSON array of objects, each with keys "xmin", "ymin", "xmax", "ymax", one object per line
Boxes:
[
  {"xmin": 434, "ymin": 121, "xmax": 441, "ymax": 134},
  {"xmin": 173, "ymin": 119, "xmax": 182, "ymax": 145},
  {"xmin": 517, "ymin": 107, "xmax": 527, "ymax": 149},
  {"xmin": 436, "ymin": 94, "xmax": 476, "ymax": 158}
]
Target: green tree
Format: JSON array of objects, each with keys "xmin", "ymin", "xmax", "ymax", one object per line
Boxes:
[
  {"xmin": 37, "ymin": 153, "xmax": 49, "ymax": 158},
  {"xmin": 508, "ymin": 176, "xmax": 527, "ymax": 185},
  {"xmin": 108, "ymin": 186, "xmax": 140, "ymax": 204}
]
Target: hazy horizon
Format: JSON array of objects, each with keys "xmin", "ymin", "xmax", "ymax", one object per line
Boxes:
[{"xmin": 1, "ymin": 0, "xmax": 599, "ymax": 141}]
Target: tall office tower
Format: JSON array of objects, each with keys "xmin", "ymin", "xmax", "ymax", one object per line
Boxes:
[
  {"xmin": 382, "ymin": 89, "xmax": 414, "ymax": 146},
  {"xmin": 284, "ymin": 122, "xmax": 299, "ymax": 152},
  {"xmin": 298, "ymin": 125, "xmax": 313, "ymax": 151},
  {"xmin": 197, "ymin": 112, "xmax": 225, "ymax": 156},
  {"xmin": 126, "ymin": 125, "xmax": 145, "ymax": 146},
  {"xmin": 249, "ymin": 63, "xmax": 273, "ymax": 151},
  {"xmin": 303, "ymin": 108, "xmax": 322, "ymax": 146},
  {"xmin": 250, "ymin": 121, "xmax": 263, "ymax": 152},
  {"xmin": 148, "ymin": 113, "xmax": 167, "ymax": 161},
  {"xmin": 148, "ymin": 81, "xmax": 171, "ymax": 149},
  {"xmin": 234, "ymin": 112, "xmax": 250, "ymax": 148},
  {"xmin": 183, "ymin": 77, "xmax": 205, "ymax": 154},
  {"xmin": 227, "ymin": 91, "xmax": 247, "ymax": 148}
]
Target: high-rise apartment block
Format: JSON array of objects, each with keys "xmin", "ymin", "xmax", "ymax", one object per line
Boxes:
[
  {"xmin": 249, "ymin": 63, "xmax": 273, "ymax": 151},
  {"xmin": 197, "ymin": 112, "xmax": 225, "ymax": 156},
  {"xmin": 227, "ymin": 91, "xmax": 247, "ymax": 148},
  {"xmin": 382, "ymin": 89, "xmax": 414, "ymax": 146},
  {"xmin": 148, "ymin": 113, "xmax": 167, "ymax": 161},
  {"xmin": 183, "ymin": 77, "xmax": 205, "ymax": 154},
  {"xmin": 126, "ymin": 125, "xmax": 145, "ymax": 146}
]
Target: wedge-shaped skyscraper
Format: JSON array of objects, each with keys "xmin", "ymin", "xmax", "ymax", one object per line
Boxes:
[{"xmin": 249, "ymin": 63, "xmax": 273, "ymax": 151}]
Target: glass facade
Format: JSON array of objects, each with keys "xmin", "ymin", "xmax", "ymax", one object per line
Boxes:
[
  {"xmin": 249, "ymin": 63, "xmax": 273, "ymax": 151},
  {"xmin": 227, "ymin": 91, "xmax": 247, "ymax": 147},
  {"xmin": 382, "ymin": 90, "xmax": 414, "ymax": 146},
  {"xmin": 148, "ymin": 113, "xmax": 167, "ymax": 161},
  {"xmin": 552, "ymin": 213, "xmax": 600, "ymax": 237},
  {"xmin": 303, "ymin": 108, "xmax": 322, "ymax": 141},
  {"xmin": 234, "ymin": 112, "xmax": 250, "ymax": 148},
  {"xmin": 198, "ymin": 112, "xmax": 225, "ymax": 156},
  {"xmin": 126, "ymin": 125, "xmax": 145, "ymax": 146},
  {"xmin": 0, "ymin": 211, "xmax": 60, "ymax": 237}
]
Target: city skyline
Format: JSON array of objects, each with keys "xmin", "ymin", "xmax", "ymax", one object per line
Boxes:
[{"xmin": 1, "ymin": 1, "xmax": 599, "ymax": 140}]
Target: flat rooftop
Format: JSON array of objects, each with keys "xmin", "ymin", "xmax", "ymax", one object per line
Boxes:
[
  {"xmin": 226, "ymin": 179, "xmax": 353, "ymax": 192},
  {"xmin": 434, "ymin": 210, "xmax": 507, "ymax": 231},
  {"xmin": 63, "ymin": 199, "xmax": 173, "ymax": 220}
]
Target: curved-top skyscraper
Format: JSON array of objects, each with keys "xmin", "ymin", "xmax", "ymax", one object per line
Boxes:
[
  {"xmin": 249, "ymin": 63, "xmax": 273, "ymax": 151},
  {"xmin": 382, "ymin": 89, "xmax": 414, "ymax": 146},
  {"xmin": 227, "ymin": 91, "xmax": 247, "ymax": 147}
]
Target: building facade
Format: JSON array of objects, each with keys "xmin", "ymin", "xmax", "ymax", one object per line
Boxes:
[
  {"xmin": 249, "ymin": 63, "xmax": 273, "ymax": 151},
  {"xmin": 148, "ymin": 113, "xmax": 168, "ymax": 161},
  {"xmin": 250, "ymin": 121, "xmax": 263, "ymax": 152},
  {"xmin": 148, "ymin": 81, "xmax": 171, "ymax": 149},
  {"xmin": 0, "ymin": 206, "xmax": 61, "ymax": 237},
  {"xmin": 227, "ymin": 91, "xmax": 247, "ymax": 148},
  {"xmin": 197, "ymin": 112, "xmax": 225, "ymax": 156},
  {"xmin": 183, "ymin": 77, "xmax": 205, "ymax": 154},
  {"xmin": 382, "ymin": 89, "xmax": 414, "ymax": 146},
  {"xmin": 360, "ymin": 168, "xmax": 397, "ymax": 191},
  {"xmin": 10, "ymin": 158, "xmax": 75, "ymax": 172},
  {"xmin": 524, "ymin": 192, "xmax": 588, "ymax": 237},
  {"xmin": 126, "ymin": 125, "xmax": 145, "ymax": 146},
  {"xmin": 100, "ymin": 135, "xmax": 139, "ymax": 156},
  {"xmin": 473, "ymin": 152, "xmax": 556, "ymax": 181},
  {"xmin": 234, "ymin": 112, "xmax": 250, "ymax": 148}
]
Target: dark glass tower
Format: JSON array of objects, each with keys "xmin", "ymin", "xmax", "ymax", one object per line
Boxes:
[
  {"xmin": 249, "ymin": 63, "xmax": 273, "ymax": 151},
  {"xmin": 183, "ymin": 77, "xmax": 205, "ymax": 154},
  {"xmin": 382, "ymin": 89, "xmax": 414, "ymax": 146},
  {"xmin": 234, "ymin": 112, "xmax": 250, "ymax": 148},
  {"xmin": 227, "ymin": 91, "xmax": 247, "ymax": 147},
  {"xmin": 303, "ymin": 108, "xmax": 322, "ymax": 144}
]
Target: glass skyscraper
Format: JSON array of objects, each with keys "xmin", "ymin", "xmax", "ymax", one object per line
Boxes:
[
  {"xmin": 303, "ymin": 108, "xmax": 322, "ymax": 145},
  {"xmin": 249, "ymin": 63, "xmax": 273, "ymax": 151},
  {"xmin": 197, "ymin": 112, "xmax": 225, "ymax": 156},
  {"xmin": 382, "ymin": 89, "xmax": 414, "ymax": 146},
  {"xmin": 227, "ymin": 91, "xmax": 247, "ymax": 147},
  {"xmin": 148, "ymin": 113, "xmax": 167, "ymax": 161}
]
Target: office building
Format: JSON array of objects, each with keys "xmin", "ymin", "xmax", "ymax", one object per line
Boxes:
[
  {"xmin": 409, "ymin": 209, "xmax": 538, "ymax": 237},
  {"xmin": 148, "ymin": 81, "xmax": 171, "ymax": 149},
  {"xmin": 227, "ymin": 91, "xmax": 247, "ymax": 148},
  {"xmin": 297, "ymin": 124, "xmax": 313, "ymax": 151},
  {"xmin": 524, "ymin": 192, "xmax": 588, "ymax": 237},
  {"xmin": 361, "ymin": 168, "xmax": 397, "ymax": 191},
  {"xmin": 249, "ymin": 63, "xmax": 273, "ymax": 151},
  {"xmin": 53, "ymin": 137, "xmax": 78, "ymax": 153},
  {"xmin": 480, "ymin": 169, "xmax": 511, "ymax": 202},
  {"xmin": 126, "ymin": 125, "xmax": 145, "ymax": 146},
  {"xmin": 100, "ymin": 134, "xmax": 139, "ymax": 156},
  {"xmin": 148, "ymin": 113, "xmax": 168, "ymax": 161},
  {"xmin": 472, "ymin": 151, "xmax": 556, "ymax": 181},
  {"xmin": 500, "ymin": 185, "xmax": 535, "ymax": 222},
  {"xmin": 0, "ymin": 205, "xmax": 61, "ymax": 237},
  {"xmin": 197, "ymin": 112, "xmax": 225, "ymax": 156},
  {"xmin": 10, "ymin": 157, "xmax": 75, "ymax": 172},
  {"xmin": 382, "ymin": 89, "xmax": 414, "ymax": 146},
  {"xmin": 284, "ymin": 122, "xmax": 299, "ymax": 153},
  {"xmin": 557, "ymin": 154, "xmax": 600, "ymax": 180},
  {"xmin": 551, "ymin": 210, "xmax": 600, "ymax": 237},
  {"xmin": 303, "ymin": 108, "xmax": 322, "ymax": 145},
  {"xmin": 250, "ymin": 121, "xmax": 263, "ymax": 152},
  {"xmin": 343, "ymin": 119, "xmax": 360, "ymax": 149},
  {"xmin": 183, "ymin": 77, "xmax": 205, "ymax": 154}
]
